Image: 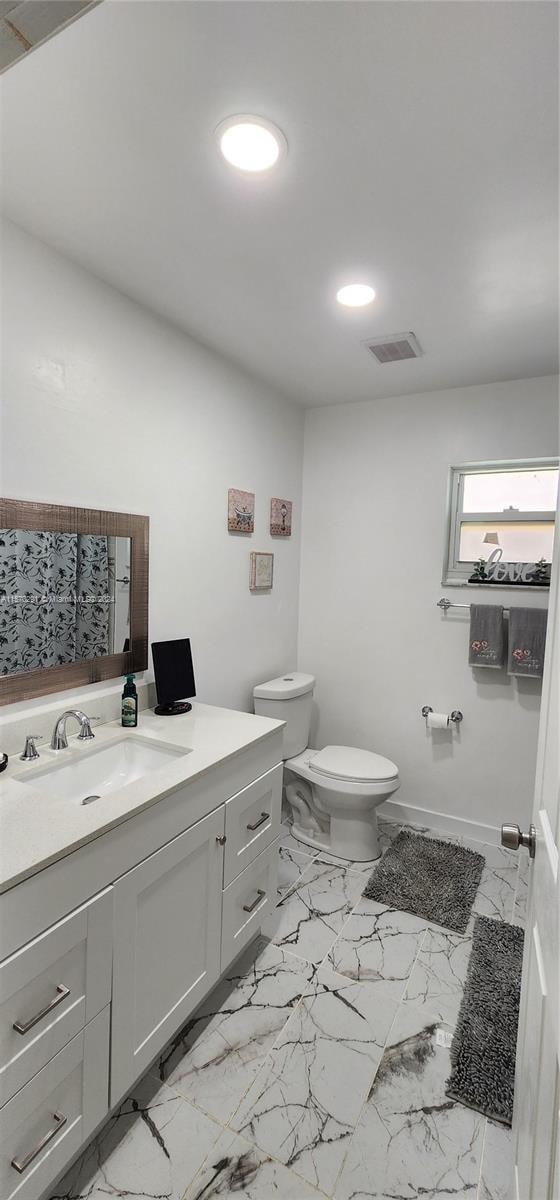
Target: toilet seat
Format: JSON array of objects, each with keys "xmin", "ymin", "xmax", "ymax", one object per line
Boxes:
[{"xmin": 309, "ymin": 744, "xmax": 399, "ymax": 784}]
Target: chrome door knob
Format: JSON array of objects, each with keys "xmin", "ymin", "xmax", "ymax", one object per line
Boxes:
[{"xmin": 501, "ymin": 822, "xmax": 536, "ymax": 858}]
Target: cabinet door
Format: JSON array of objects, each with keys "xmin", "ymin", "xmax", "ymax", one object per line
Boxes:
[{"xmin": 111, "ymin": 808, "xmax": 224, "ymax": 1105}]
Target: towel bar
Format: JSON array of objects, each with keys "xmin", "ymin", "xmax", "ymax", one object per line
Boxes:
[{"xmin": 437, "ymin": 597, "xmax": 512, "ymax": 615}]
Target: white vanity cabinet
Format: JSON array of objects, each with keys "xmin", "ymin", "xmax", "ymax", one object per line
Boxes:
[
  {"xmin": 0, "ymin": 720, "xmax": 283, "ymax": 1200},
  {"xmin": 110, "ymin": 806, "xmax": 225, "ymax": 1104},
  {"xmin": 0, "ymin": 720, "xmax": 285, "ymax": 1200}
]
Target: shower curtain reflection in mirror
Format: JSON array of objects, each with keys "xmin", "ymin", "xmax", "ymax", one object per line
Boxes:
[{"xmin": 0, "ymin": 529, "xmax": 130, "ymax": 676}]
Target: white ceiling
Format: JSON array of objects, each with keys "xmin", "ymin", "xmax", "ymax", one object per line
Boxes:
[{"xmin": 1, "ymin": 1, "xmax": 558, "ymax": 406}]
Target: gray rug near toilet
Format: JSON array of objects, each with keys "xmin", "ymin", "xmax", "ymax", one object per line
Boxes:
[
  {"xmin": 446, "ymin": 915, "xmax": 524, "ymax": 1126},
  {"xmin": 362, "ymin": 830, "xmax": 485, "ymax": 934}
]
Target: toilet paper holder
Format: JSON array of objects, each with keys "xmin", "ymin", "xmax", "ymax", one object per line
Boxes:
[{"xmin": 421, "ymin": 706, "xmax": 463, "ymax": 723}]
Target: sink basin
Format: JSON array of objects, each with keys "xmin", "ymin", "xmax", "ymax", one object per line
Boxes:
[{"xmin": 21, "ymin": 736, "xmax": 189, "ymax": 804}]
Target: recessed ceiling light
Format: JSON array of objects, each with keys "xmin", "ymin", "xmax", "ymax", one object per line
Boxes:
[
  {"xmin": 336, "ymin": 283, "xmax": 376, "ymax": 308},
  {"xmin": 216, "ymin": 115, "xmax": 287, "ymax": 173}
]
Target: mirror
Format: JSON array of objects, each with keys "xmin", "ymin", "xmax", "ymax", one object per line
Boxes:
[
  {"xmin": 0, "ymin": 531, "xmax": 132, "ymax": 675},
  {"xmin": 0, "ymin": 500, "xmax": 148, "ymax": 704}
]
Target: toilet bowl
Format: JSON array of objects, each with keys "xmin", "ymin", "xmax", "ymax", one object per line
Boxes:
[
  {"xmin": 253, "ymin": 673, "xmax": 400, "ymax": 862},
  {"xmin": 284, "ymin": 746, "xmax": 400, "ymax": 860}
]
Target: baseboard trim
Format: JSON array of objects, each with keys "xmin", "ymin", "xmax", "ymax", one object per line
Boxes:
[{"xmin": 378, "ymin": 799, "xmax": 500, "ymax": 846}]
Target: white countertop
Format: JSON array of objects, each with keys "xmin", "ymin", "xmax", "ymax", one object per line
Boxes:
[{"xmin": 0, "ymin": 703, "xmax": 284, "ymax": 895}]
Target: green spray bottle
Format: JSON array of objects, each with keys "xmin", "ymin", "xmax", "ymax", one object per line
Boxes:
[{"xmin": 122, "ymin": 674, "xmax": 138, "ymax": 727}]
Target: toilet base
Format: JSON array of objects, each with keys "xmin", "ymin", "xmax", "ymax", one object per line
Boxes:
[
  {"xmin": 290, "ymin": 822, "xmax": 331, "ymax": 857},
  {"xmin": 330, "ymin": 812, "xmax": 380, "ymax": 861},
  {"xmin": 289, "ymin": 818, "xmax": 382, "ymax": 864}
]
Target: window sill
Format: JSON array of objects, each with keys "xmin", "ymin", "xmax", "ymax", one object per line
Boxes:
[{"xmin": 441, "ymin": 577, "xmax": 550, "ymax": 592}]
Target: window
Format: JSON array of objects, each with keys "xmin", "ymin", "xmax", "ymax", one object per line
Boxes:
[{"xmin": 443, "ymin": 459, "xmax": 558, "ymax": 585}]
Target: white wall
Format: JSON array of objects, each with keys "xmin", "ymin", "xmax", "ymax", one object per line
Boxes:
[
  {"xmin": 1, "ymin": 220, "xmax": 304, "ymax": 713},
  {"xmin": 298, "ymin": 377, "xmax": 559, "ymax": 837},
  {"xmin": 3, "ymin": 219, "xmax": 558, "ymax": 839}
]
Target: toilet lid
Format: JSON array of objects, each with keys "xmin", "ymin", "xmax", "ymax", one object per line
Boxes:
[{"xmin": 309, "ymin": 745, "xmax": 399, "ymax": 784}]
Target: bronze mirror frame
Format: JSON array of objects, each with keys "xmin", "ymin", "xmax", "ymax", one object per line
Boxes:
[{"xmin": 0, "ymin": 499, "xmax": 149, "ymax": 705}]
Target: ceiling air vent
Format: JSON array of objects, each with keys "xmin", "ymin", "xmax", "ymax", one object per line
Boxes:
[{"xmin": 364, "ymin": 331, "xmax": 423, "ymax": 364}]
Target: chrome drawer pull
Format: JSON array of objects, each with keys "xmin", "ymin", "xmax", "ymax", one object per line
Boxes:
[
  {"xmin": 246, "ymin": 811, "xmax": 270, "ymax": 832},
  {"xmin": 243, "ymin": 888, "xmax": 266, "ymax": 913},
  {"xmin": 11, "ymin": 1111, "xmax": 67, "ymax": 1174},
  {"xmin": 13, "ymin": 984, "xmax": 70, "ymax": 1035}
]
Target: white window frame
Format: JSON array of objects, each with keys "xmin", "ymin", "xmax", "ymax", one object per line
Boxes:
[{"xmin": 443, "ymin": 457, "xmax": 559, "ymax": 586}]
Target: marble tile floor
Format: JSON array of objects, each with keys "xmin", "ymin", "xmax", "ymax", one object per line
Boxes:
[{"xmin": 51, "ymin": 819, "xmax": 521, "ymax": 1200}]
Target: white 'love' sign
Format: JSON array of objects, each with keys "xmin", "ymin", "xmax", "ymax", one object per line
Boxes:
[{"xmin": 485, "ymin": 547, "xmax": 537, "ymax": 583}]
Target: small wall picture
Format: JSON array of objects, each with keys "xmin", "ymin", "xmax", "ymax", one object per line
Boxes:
[
  {"xmin": 270, "ymin": 497, "xmax": 292, "ymax": 537},
  {"xmin": 250, "ymin": 551, "xmax": 274, "ymax": 591},
  {"xmin": 228, "ymin": 488, "xmax": 255, "ymax": 534}
]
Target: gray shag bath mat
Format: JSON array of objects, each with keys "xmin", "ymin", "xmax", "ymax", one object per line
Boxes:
[
  {"xmin": 446, "ymin": 915, "xmax": 524, "ymax": 1126},
  {"xmin": 362, "ymin": 830, "xmax": 485, "ymax": 934}
]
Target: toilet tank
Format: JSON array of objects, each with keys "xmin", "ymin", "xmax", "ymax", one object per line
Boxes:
[{"xmin": 253, "ymin": 672, "xmax": 315, "ymax": 760}]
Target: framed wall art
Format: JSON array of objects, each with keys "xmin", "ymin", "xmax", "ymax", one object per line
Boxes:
[
  {"xmin": 250, "ymin": 551, "xmax": 274, "ymax": 591},
  {"xmin": 228, "ymin": 488, "xmax": 255, "ymax": 534},
  {"xmin": 270, "ymin": 497, "xmax": 292, "ymax": 537}
]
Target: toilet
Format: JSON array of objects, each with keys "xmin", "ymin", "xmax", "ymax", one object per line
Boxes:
[{"xmin": 253, "ymin": 672, "xmax": 400, "ymax": 862}]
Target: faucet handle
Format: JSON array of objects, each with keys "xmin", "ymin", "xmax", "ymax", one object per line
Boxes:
[
  {"xmin": 20, "ymin": 735, "xmax": 41, "ymax": 762},
  {"xmin": 77, "ymin": 714, "xmax": 97, "ymax": 741}
]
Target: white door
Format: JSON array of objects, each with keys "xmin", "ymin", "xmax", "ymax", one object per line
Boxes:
[
  {"xmin": 509, "ymin": 517, "xmax": 559, "ymax": 1200},
  {"xmin": 111, "ymin": 807, "xmax": 224, "ymax": 1105}
]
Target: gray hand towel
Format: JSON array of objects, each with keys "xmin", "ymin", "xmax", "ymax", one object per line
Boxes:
[
  {"xmin": 508, "ymin": 607, "xmax": 548, "ymax": 678},
  {"xmin": 469, "ymin": 604, "xmax": 505, "ymax": 668}
]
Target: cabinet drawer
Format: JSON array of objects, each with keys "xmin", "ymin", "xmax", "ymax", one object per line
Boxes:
[
  {"xmin": 0, "ymin": 891, "xmax": 112, "ymax": 1108},
  {"xmin": 221, "ymin": 841, "xmax": 279, "ymax": 970},
  {"xmin": 0, "ymin": 1006, "xmax": 109, "ymax": 1200},
  {"xmin": 224, "ymin": 765, "xmax": 282, "ymax": 886}
]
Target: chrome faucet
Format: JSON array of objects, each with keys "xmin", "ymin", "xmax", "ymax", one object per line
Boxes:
[{"xmin": 50, "ymin": 710, "xmax": 96, "ymax": 751}]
